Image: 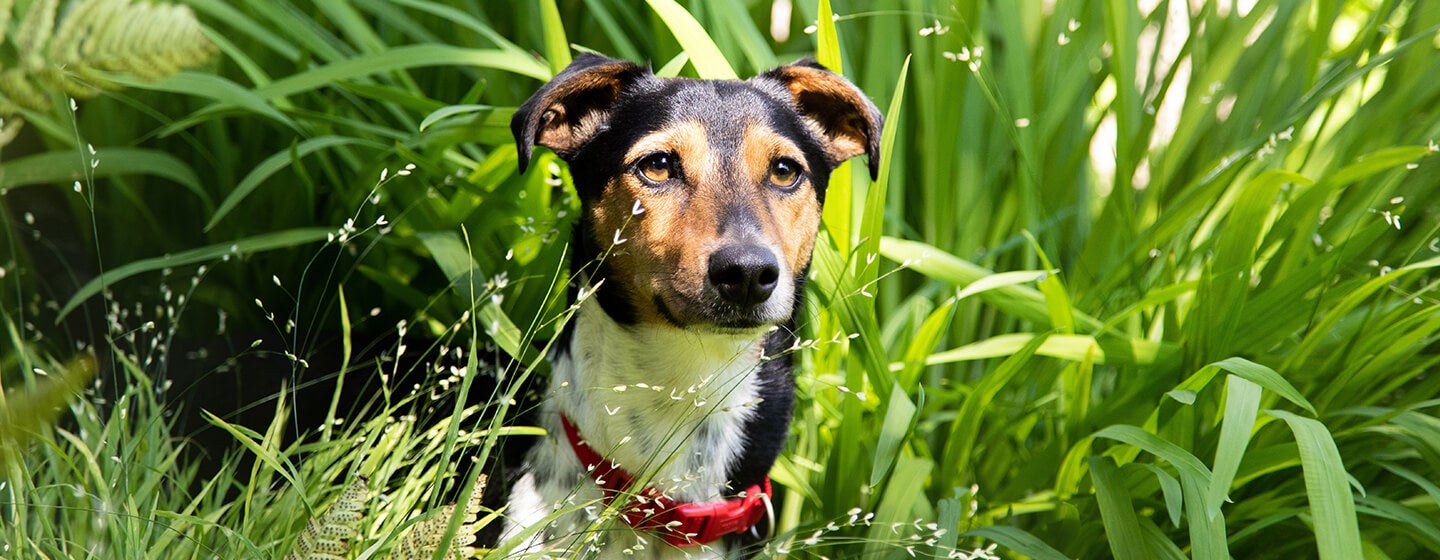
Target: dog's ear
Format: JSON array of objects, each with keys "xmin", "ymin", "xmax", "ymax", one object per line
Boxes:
[
  {"xmin": 758, "ymin": 59, "xmax": 884, "ymax": 180},
  {"xmin": 512, "ymin": 53, "xmax": 649, "ymax": 173}
]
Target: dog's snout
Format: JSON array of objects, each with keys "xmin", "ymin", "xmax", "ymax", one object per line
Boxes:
[{"xmin": 708, "ymin": 245, "xmax": 780, "ymax": 306}]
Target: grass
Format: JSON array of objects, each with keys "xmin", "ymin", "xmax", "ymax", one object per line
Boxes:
[{"xmin": 4, "ymin": 0, "xmax": 1440, "ymax": 558}]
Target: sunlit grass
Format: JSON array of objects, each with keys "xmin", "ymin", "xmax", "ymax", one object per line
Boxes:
[{"xmin": 4, "ymin": 0, "xmax": 1440, "ymax": 558}]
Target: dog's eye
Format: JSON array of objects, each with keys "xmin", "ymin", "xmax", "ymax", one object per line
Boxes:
[
  {"xmin": 768, "ymin": 158, "xmax": 802, "ymax": 190},
  {"xmin": 636, "ymin": 153, "xmax": 676, "ymax": 184}
]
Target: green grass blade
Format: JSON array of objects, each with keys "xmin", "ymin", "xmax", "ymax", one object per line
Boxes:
[
  {"xmin": 643, "ymin": 0, "xmax": 736, "ymax": 80},
  {"xmin": 539, "ymin": 0, "xmax": 571, "ymax": 75},
  {"xmin": 961, "ymin": 525, "xmax": 1070, "ymax": 560},
  {"xmin": 56, "ymin": 228, "xmax": 333, "ymax": 321},
  {"xmin": 1267, "ymin": 409, "xmax": 1364, "ymax": 560},
  {"xmin": 856, "ymin": 55, "xmax": 909, "ymax": 289},
  {"xmin": 869, "ymin": 381, "xmax": 917, "ymax": 488},
  {"xmin": 252, "ymin": 45, "xmax": 550, "ymax": 100},
  {"xmin": 1206, "ymin": 374, "xmax": 1262, "ymax": 519},
  {"xmin": 1093, "ymin": 425, "xmax": 1213, "ymax": 485},
  {"xmin": 940, "ymin": 332, "xmax": 1048, "ymax": 490},
  {"xmin": 1204, "ymin": 357, "xmax": 1315, "ymax": 414},
  {"xmin": 109, "ymin": 71, "xmax": 297, "ymax": 130},
  {"xmin": 1141, "ymin": 464, "xmax": 1184, "ymax": 528},
  {"xmin": 1090, "ymin": 456, "xmax": 1150, "ymax": 560},
  {"xmin": 206, "ymin": 136, "xmax": 382, "ymax": 231},
  {"xmin": 0, "ymin": 148, "xmax": 212, "ymax": 209}
]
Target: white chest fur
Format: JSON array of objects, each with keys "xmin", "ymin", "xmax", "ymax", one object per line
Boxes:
[{"xmin": 502, "ymin": 299, "xmax": 770, "ymax": 559}]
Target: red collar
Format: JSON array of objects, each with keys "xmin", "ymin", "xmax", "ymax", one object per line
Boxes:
[{"xmin": 559, "ymin": 413, "xmax": 772, "ymax": 547}]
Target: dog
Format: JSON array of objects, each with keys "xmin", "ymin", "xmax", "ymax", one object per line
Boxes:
[{"xmin": 500, "ymin": 52, "xmax": 882, "ymax": 559}]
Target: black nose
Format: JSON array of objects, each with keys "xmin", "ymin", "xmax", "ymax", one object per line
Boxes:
[{"xmin": 708, "ymin": 245, "xmax": 780, "ymax": 306}]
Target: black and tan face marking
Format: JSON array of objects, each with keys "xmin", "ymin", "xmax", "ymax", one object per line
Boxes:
[{"xmin": 513, "ymin": 53, "xmax": 882, "ymax": 330}]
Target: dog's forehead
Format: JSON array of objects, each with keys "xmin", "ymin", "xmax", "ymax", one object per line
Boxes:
[{"xmin": 634, "ymin": 77, "xmax": 797, "ymax": 134}]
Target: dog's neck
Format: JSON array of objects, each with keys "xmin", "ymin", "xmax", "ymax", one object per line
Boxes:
[{"xmin": 547, "ymin": 298, "xmax": 771, "ymax": 502}]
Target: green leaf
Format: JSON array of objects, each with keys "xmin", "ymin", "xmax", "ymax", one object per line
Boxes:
[
  {"xmin": 538, "ymin": 0, "xmax": 571, "ymax": 75},
  {"xmin": 206, "ymin": 136, "xmax": 382, "ymax": 231},
  {"xmin": 110, "ymin": 71, "xmax": 297, "ymax": 130},
  {"xmin": 1266, "ymin": 409, "xmax": 1364, "ymax": 560},
  {"xmin": 419, "ymin": 104, "xmax": 493, "ymax": 132},
  {"xmin": 1026, "ymin": 232, "xmax": 1076, "ymax": 333},
  {"xmin": 252, "ymin": 45, "xmax": 550, "ymax": 100},
  {"xmin": 1, "ymin": 148, "xmax": 212, "ymax": 209},
  {"xmin": 57, "ymin": 228, "xmax": 333, "ymax": 321},
  {"xmin": 1090, "ymin": 456, "xmax": 1150, "ymax": 560},
  {"xmin": 814, "ymin": 0, "xmax": 841, "ymax": 72},
  {"xmin": 1210, "ymin": 357, "xmax": 1316, "ymax": 415},
  {"xmin": 1325, "ymin": 146, "xmax": 1433, "ymax": 186},
  {"xmin": 417, "ymin": 231, "xmax": 528, "ymax": 364},
  {"xmin": 869, "ymin": 381, "xmax": 917, "ymax": 487},
  {"xmin": 940, "ymin": 332, "xmax": 1048, "ymax": 489},
  {"xmin": 881, "ymin": 237, "xmax": 1105, "ymax": 332},
  {"xmin": 644, "ymin": 0, "xmax": 736, "ymax": 80},
  {"xmin": 955, "ymin": 270, "xmax": 1054, "ymax": 302},
  {"xmin": 855, "ymin": 55, "xmax": 908, "ymax": 288},
  {"xmin": 1093, "ymin": 425, "xmax": 1213, "ymax": 485},
  {"xmin": 961, "ymin": 526, "xmax": 1069, "ymax": 560},
  {"xmin": 1142, "ymin": 464, "xmax": 1184, "ymax": 528},
  {"xmin": 924, "ymin": 333, "xmax": 1170, "ymax": 367},
  {"xmin": 1206, "ymin": 375, "xmax": 1262, "ymax": 519}
]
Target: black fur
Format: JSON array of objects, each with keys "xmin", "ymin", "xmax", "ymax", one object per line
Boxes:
[{"xmin": 507, "ymin": 53, "xmax": 880, "ymax": 553}]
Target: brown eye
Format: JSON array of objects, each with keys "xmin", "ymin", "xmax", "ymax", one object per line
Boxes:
[
  {"xmin": 769, "ymin": 158, "xmax": 802, "ymax": 190},
  {"xmin": 636, "ymin": 153, "xmax": 676, "ymax": 184}
]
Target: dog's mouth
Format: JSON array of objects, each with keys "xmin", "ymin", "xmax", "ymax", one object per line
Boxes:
[{"xmin": 651, "ymin": 289, "xmax": 791, "ymax": 332}]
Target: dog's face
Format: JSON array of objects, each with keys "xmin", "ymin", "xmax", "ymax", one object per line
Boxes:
[{"xmin": 514, "ymin": 54, "xmax": 881, "ymax": 332}]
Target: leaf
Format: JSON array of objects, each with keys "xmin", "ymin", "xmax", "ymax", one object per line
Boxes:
[
  {"xmin": 1325, "ymin": 146, "xmax": 1432, "ymax": 186},
  {"xmin": 252, "ymin": 45, "xmax": 550, "ymax": 100},
  {"xmin": 1210, "ymin": 357, "xmax": 1316, "ymax": 415},
  {"xmin": 538, "ymin": 0, "xmax": 570, "ymax": 75},
  {"xmin": 881, "ymin": 237, "xmax": 1104, "ymax": 331},
  {"xmin": 869, "ymin": 382, "xmax": 917, "ymax": 487},
  {"xmin": 923, "ymin": 333, "xmax": 1170, "ymax": 367},
  {"xmin": 417, "ymin": 231, "xmax": 528, "ymax": 363},
  {"xmin": 1206, "ymin": 375, "xmax": 1262, "ymax": 519},
  {"xmin": 961, "ymin": 526, "xmax": 1069, "ymax": 560},
  {"xmin": 1089, "ymin": 456, "xmax": 1150, "ymax": 560},
  {"xmin": 814, "ymin": 0, "xmax": 842, "ymax": 72},
  {"xmin": 1093, "ymin": 425, "xmax": 1213, "ymax": 486},
  {"xmin": 1, "ymin": 148, "xmax": 212, "ymax": 209},
  {"xmin": 110, "ymin": 71, "xmax": 296, "ymax": 130},
  {"xmin": 855, "ymin": 55, "xmax": 908, "ymax": 288},
  {"xmin": 1141, "ymin": 464, "xmax": 1184, "ymax": 528},
  {"xmin": 206, "ymin": 136, "xmax": 383, "ymax": 231},
  {"xmin": 1025, "ymin": 232, "xmax": 1075, "ymax": 333},
  {"xmin": 939, "ymin": 332, "xmax": 1048, "ymax": 489},
  {"xmin": 419, "ymin": 104, "xmax": 494, "ymax": 132},
  {"xmin": 1266, "ymin": 410, "xmax": 1364, "ymax": 560},
  {"xmin": 644, "ymin": 0, "xmax": 736, "ymax": 79},
  {"xmin": 955, "ymin": 270, "xmax": 1054, "ymax": 302},
  {"xmin": 57, "ymin": 228, "xmax": 334, "ymax": 321}
]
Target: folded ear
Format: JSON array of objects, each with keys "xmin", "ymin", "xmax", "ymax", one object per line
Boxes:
[
  {"xmin": 758, "ymin": 59, "xmax": 883, "ymax": 180},
  {"xmin": 512, "ymin": 53, "xmax": 649, "ymax": 173}
]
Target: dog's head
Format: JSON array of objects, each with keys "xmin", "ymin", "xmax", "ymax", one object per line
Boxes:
[{"xmin": 514, "ymin": 53, "xmax": 881, "ymax": 332}]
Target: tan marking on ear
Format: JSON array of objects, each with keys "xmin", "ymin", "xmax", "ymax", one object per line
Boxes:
[
  {"xmin": 780, "ymin": 77, "xmax": 870, "ymax": 162},
  {"xmin": 530, "ymin": 64, "xmax": 635, "ymax": 157},
  {"xmin": 760, "ymin": 62, "xmax": 883, "ymax": 179}
]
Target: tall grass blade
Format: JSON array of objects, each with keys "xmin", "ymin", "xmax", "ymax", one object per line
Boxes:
[
  {"xmin": 1267, "ymin": 409, "xmax": 1364, "ymax": 560},
  {"xmin": 644, "ymin": 0, "xmax": 736, "ymax": 80}
]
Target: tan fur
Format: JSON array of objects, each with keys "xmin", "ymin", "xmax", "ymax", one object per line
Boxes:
[{"xmin": 588, "ymin": 119, "xmax": 821, "ymax": 328}]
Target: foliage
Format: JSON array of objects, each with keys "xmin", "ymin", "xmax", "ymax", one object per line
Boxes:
[
  {"xmin": 3, "ymin": 0, "xmax": 1440, "ymax": 559},
  {"xmin": 0, "ymin": 0, "xmax": 215, "ymax": 150}
]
